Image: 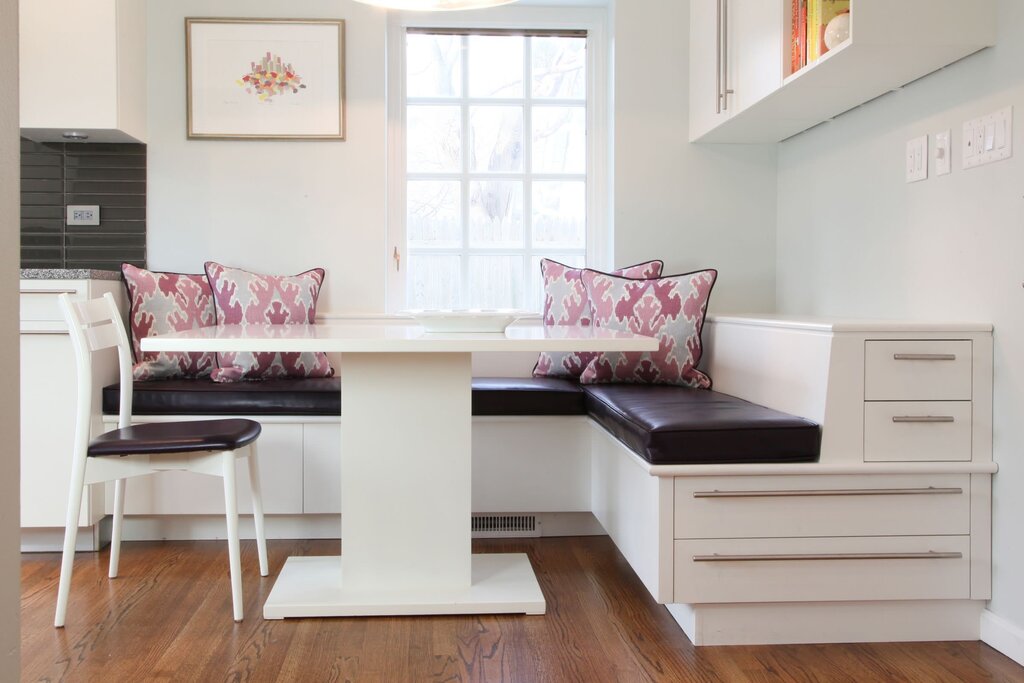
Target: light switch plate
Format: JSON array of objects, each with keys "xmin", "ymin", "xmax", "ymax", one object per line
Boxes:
[
  {"xmin": 906, "ymin": 135, "xmax": 928, "ymax": 183},
  {"xmin": 66, "ymin": 205, "xmax": 100, "ymax": 226},
  {"xmin": 934, "ymin": 130, "xmax": 951, "ymax": 176},
  {"xmin": 963, "ymin": 106, "xmax": 1012, "ymax": 170}
]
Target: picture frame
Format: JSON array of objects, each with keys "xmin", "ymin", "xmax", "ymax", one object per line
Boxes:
[{"xmin": 185, "ymin": 18, "xmax": 346, "ymax": 140}]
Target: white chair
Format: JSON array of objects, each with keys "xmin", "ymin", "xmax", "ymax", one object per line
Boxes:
[{"xmin": 55, "ymin": 292, "xmax": 269, "ymax": 627}]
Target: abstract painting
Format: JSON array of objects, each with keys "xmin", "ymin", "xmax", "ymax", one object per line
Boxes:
[{"xmin": 186, "ymin": 18, "xmax": 345, "ymax": 140}]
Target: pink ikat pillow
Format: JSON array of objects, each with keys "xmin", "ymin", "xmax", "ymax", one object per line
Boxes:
[{"xmin": 204, "ymin": 261, "xmax": 335, "ymax": 382}]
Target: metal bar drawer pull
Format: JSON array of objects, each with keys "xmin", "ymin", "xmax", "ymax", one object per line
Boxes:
[
  {"xmin": 692, "ymin": 551, "xmax": 963, "ymax": 562},
  {"xmin": 693, "ymin": 486, "xmax": 963, "ymax": 499},
  {"xmin": 20, "ymin": 288, "xmax": 79, "ymax": 295},
  {"xmin": 892, "ymin": 415, "xmax": 955, "ymax": 423},
  {"xmin": 893, "ymin": 353, "xmax": 957, "ymax": 361}
]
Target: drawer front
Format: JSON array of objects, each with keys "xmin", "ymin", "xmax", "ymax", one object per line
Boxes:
[
  {"xmin": 20, "ymin": 282, "xmax": 87, "ymax": 324},
  {"xmin": 674, "ymin": 535, "xmax": 970, "ymax": 604},
  {"xmin": 674, "ymin": 474, "xmax": 970, "ymax": 539},
  {"xmin": 864, "ymin": 401, "xmax": 972, "ymax": 462},
  {"xmin": 865, "ymin": 340, "xmax": 972, "ymax": 400}
]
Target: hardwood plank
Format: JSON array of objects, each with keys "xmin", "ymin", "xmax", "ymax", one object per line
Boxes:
[{"xmin": 19, "ymin": 537, "xmax": 1024, "ymax": 682}]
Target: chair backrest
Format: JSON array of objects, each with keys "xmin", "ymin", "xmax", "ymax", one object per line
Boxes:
[{"xmin": 59, "ymin": 293, "xmax": 135, "ymax": 437}]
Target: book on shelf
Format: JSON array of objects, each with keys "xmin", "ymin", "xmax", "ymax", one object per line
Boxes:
[
  {"xmin": 791, "ymin": 0, "xmax": 808, "ymax": 75},
  {"xmin": 807, "ymin": 0, "xmax": 820, "ymax": 63}
]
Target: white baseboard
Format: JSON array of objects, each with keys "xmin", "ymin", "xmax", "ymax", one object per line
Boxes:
[
  {"xmin": 981, "ymin": 609, "xmax": 1024, "ymax": 666},
  {"xmin": 20, "ymin": 512, "xmax": 605, "ymax": 551}
]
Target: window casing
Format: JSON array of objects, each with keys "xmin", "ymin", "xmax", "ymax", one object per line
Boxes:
[{"xmin": 386, "ymin": 8, "xmax": 609, "ymax": 313}]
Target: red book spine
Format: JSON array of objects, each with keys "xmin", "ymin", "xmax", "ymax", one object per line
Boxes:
[
  {"xmin": 798, "ymin": 0, "xmax": 807, "ymax": 70},
  {"xmin": 791, "ymin": 0, "xmax": 800, "ymax": 73}
]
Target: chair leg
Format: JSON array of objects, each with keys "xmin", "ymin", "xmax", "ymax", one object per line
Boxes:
[
  {"xmin": 247, "ymin": 444, "xmax": 269, "ymax": 577},
  {"xmin": 109, "ymin": 478, "xmax": 126, "ymax": 579},
  {"xmin": 222, "ymin": 452, "xmax": 243, "ymax": 622},
  {"xmin": 55, "ymin": 457, "xmax": 88, "ymax": 628}
]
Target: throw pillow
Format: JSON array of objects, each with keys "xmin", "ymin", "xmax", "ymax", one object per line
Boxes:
[
  {"xmin": 205, "ymin": 261, "xmax": 335, "ymax": 382},
  {"xmin": 533, "ymin": 258, "xmax": 663, "ymax": 379},
  {"xmin": 579, "ymin": 268, "xmax": 717, "ymax": 387},
  {"xmin": 121, "ymin": 263, "xmax": 216, "ymax": 380}
]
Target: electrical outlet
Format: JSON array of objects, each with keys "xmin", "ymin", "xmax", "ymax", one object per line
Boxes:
[
  {"xmin": 934, "ymin": 130, "xmax": 951, "ymax": 176},
  {"xmin": 66, "ymin": 205, "xmax": 100, "ymax": 226},
  {"xmin": 906, "ymin": 135, "xmax": 928, "ymax": 183},
  {"xmin": 963, "ymin": 106, "xmax": 1012, "ymax": 170}
]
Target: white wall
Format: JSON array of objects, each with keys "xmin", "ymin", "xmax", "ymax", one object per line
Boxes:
[
  {"xmin": 777, "ymin": 0, "xmax": 1024, "ymax": 640},
  {"xmin": 1, "ymin": 0, "xmax": 21, "ymax": 675},
  {"xmin": 613, "ymin": 0, "xmax": 778, "ymax": 313},
  {"xmin": 146, "ymin": 0, "xmax": 387, "ymax": 315},
  {"xmin": 147, "ymin": 0, "xmax": 778, "ymax": 317}
]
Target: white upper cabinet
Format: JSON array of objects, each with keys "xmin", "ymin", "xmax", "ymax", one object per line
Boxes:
[
  {"xmin": 20, "ymin": 0, "xmax": 146, "ymax": 143},
  {"xmin": 689, "ymin": 0, "xmax": 996, "ymax": 143}
]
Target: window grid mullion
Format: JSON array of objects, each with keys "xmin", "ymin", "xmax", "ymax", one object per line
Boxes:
[
  {"xmin": 523, "ymin": 36, "xmax": 534, "ymax": 310},
  {"xmin": 460, "ymin": 34, "xmax": 471, "ymax": 308}
]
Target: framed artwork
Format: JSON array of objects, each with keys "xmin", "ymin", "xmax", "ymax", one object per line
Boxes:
[{"xmin": 185, "ymin": 18, "xmax": 346, "ymax": 140}]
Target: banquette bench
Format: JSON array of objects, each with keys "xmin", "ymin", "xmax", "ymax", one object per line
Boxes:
[{"xmin": 95, "ymin": 314, "xmax": 995, "ymax": 647}]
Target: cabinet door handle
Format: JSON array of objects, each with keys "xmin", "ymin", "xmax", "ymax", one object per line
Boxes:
[
  {"xmin": 693, "ymin": 486, "xmax": 963, "ymax": 499},
  {"xmin": 891, "ymin": 415, "xmax": 956, "ymax": 423},
  {"xmin": 721, "ymin": 0, "xmax": 734, "ymax": 110},
  {"xmin": 20, "ymin": 288, "xmax": 79, "ymax": 295},
  {"xmin": 893, "ymin": 353, "xmax": 957, "ymax": 361},
  {"xmin": 692, "ymin": 551, "xmax": 963, "ymax": 562},
  {"xmin": 715, "ymin": 0, "xmax": 723, "ymax": 114}
]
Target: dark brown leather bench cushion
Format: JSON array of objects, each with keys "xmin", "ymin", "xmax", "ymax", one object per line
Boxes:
[
  {"xmin": 470, "ymin": 377, "xmax": 586, "ymax": 416},
  {"xmin": 102, "ymin": 377, "xmax": 586, "ymax": 417},
  {"xmin": 582, "ymin": 384, "xmax": 820, "ymax": 465}
]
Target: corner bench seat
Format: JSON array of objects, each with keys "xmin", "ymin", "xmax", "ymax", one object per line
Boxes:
[
  {"xmin": 102, "ymin": 378, "xmax": 820, "ymax": 465},
  {"xmin": 583, "ymin": 385, "xmax": 820, "ymax": 464}
]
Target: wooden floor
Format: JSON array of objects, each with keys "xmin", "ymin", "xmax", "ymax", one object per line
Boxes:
[{"xmin": 19, "ymin": 536, "xmax": 1024, "ymax": 683}]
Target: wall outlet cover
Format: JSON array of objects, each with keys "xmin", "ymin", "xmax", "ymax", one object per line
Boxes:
[
  {"xmin": 66, "ymin": 205, "xmax": 100, "ymax": 226},
  {"xmin": 906, "ymin": 135, "xmax": 928, "ymax": 183}
]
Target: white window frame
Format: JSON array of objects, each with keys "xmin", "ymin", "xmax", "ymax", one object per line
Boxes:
[{"xmin": 385, "ymin": 5, "xmax": 610, "ymax": 313}]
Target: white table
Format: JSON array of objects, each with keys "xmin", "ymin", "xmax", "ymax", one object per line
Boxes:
[{"xmin": 142, "ymin": 322, "xmax": 658, "ymax": 619}]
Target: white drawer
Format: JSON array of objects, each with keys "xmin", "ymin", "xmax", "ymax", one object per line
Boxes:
[
  {"xmin": 864, "ymin": 401, "xmax": 972, "ymax": 462},
  {"xmin": 674, "ymin": 474, "xmax": 970, "ymax": 539},
  {"xmin": 674, "ymin": 535, "xmax": 970, "ymax": 604},
  {"xmin": 864, "ymin": 340, "xmax": 972, "ymax": 401},
  {"xmin": 20, "ymin": 282, "xmax": 87, "ymax": 324}
]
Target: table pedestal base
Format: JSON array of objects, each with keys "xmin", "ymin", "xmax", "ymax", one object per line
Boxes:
[{"xmin": 263, "ymin": 553, "xmax": 547, "ymax": 619}]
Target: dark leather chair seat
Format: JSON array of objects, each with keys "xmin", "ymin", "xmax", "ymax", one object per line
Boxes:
[
  {"xmin": 88, "ymin": 419, "xmax": 262, "ymax": 457},
  {"xmin": 582, "ymin": 384, "xmax": 820, "ymax": 465},
  {"xmin": 102, "ymin": 377, "xmax": 586, "ymax": 417}
]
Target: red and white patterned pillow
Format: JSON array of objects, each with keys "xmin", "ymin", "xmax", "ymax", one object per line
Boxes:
[
  {"xmin": 205, "ymin": 262, "xmax": 335, "ymax": 382},
  {"xmin": 579, "ymin": 268, "xmax": 717, "ymax": 387},
  {"xmin": 121, "ymin": 263, "xmax": 216, "ymax": 381},
  {"xmin": 533, "ymin": 258, "xmax": 663, "ymax": 379}
]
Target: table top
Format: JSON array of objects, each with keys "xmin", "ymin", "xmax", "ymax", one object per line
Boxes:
[{"xmin": 140, "ymin": 322, "xmax": 660, "ymax": 354}]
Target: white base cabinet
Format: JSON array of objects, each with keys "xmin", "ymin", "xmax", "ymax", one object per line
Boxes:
[{"xmin": 20, "ymin": 279, "xmax": 124, "ymax": 545}]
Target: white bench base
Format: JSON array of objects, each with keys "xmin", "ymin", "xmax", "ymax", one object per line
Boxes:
[{"xmin": 667, "ymin": 600, "xmax": 984, "ymax": 646}]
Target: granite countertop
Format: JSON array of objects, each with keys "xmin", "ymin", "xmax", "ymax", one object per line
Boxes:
[{"xmin": 20, "ymin": 268, "xmax": 121, "ymax": 281}]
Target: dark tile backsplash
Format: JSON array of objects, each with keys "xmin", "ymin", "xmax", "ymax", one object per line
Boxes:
[{"xmin": 20, "ymin": 138, "xmax": 146, "ymax": 270}]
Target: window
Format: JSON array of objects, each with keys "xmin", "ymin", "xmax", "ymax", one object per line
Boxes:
[{"xmin": 389, "ymin": 15, "xmax": 606, "ymax": 313}]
